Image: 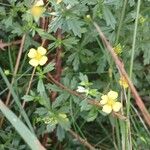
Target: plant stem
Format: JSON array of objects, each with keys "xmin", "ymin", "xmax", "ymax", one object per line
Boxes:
[
  {"xmin": 127, "ymin": 1, "xmax": 141, "ymax": 149},
  {"xmin": 68, "ymin": 129, "xmax": 96, "ymax": 150},
  {"xmin": 115, "ymin": 0, "xmax": 128, "ymax": 44},
  {"xmin": 22, "ymin": 67, "xmax": 36, "ymax": 108}
]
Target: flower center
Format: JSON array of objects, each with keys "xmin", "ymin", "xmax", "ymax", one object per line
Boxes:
[
  {"xmin": 35, "ymin": 52, "xmax": 42, "ymax": 61},
  {"xmin": 107, "ymin": 99, "xmax": 115, "ymax": 106},
  {"xmin": 31, "ymin": 6, "xmax": 44, "ymax": 17}
]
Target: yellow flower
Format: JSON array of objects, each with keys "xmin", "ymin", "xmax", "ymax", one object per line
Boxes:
[
  {"xmin": 4, "ymin": 70, "xmax": 10, "ymax": 75},
  {"xmin": 100, "ymin": 91, "xmax": 122, "ymax": 114},
  {"xmin": 56, "ymin": 0, "xmax": 63, "ymax": 4},
  {"xmin": 119, "ymin": 76, "xmax": 128, "ymax": 89},
  {"xmin": 28, "ymin": 46, "xmax": 48, "ymax": 67},
  {"xmin": 30, "ymin": 0, "xmax": 45, "ymax": 17},
  {"xmin": 139, "ymin": 16, "xmax": 146, "ymax": 25},
  {"xmin": 113, "ymin": 43, "xmax": 122, "ymax": 55}
]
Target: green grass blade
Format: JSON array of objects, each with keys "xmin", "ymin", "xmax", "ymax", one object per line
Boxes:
[
  {"xmin": 0, "ymin": 67, "xmax": 34, "ymax": 133},
  {"xmin": 0, "ymin": 99, "xmax": 46, "ymax": 150}
]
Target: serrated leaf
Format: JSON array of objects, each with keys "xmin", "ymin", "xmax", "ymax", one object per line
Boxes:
[
  {"xmin": 86, "ymin": 109, "xmax": 98, "ymax": 122},
  {"xmin": 79, "ymin": 100, "xmax": 92, "ymax": 111},
  {"xmin": 56, "ymin": 125, "xmax": 65, "ymax": 141},
  {"xmin": 52, "ymin": 93, "xmax": 70, "ymax": 108},
  {"xmin": 22, "ymin": 95, "xmax": 34, "ymax": 102},
  {"xmin": 66, "ymin": 18, "xmax": 84, "ymax": 37},
  {"xmin": 43, "ymin": 62, "xmax": 55, "ymax": 74},
  {"xmin": 103, "ymin": 6, "xmax": 116, "ymax": 29},
  {"xmin": 37, "ymin": 79, "xmax": 45, "ymax": 94},
  {"xmin": 62, "ymin": 37, "xmax": 79, "ymax": 50},
  {"xmin": 46, "ymin": 124, "xmax": 56, "ymax": 133},
  {"xmin": 36, "ymin": 29, "xmax": 56, "ymax": 40},
  {"xmin": 46, "ymin": 84, "xmax": 61, "ymax": 92}
]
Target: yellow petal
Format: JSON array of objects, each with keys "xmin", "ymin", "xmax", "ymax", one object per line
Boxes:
[
  {"xmin": 29, "ymin": 59, "xmax": 39, "ymax": 67},
  {"xmin": 37, "ymin": 46, "xmax": 47, "ymax": 55},
  {"xmin": 108, "ymin": 90, "xmax": 118, "ymax": 100},
  {"xmin": 31, "ymin": 6, "xmax": 45, "ymax": 17},
  {"xmin": 119, "ymin": 77, "xmax": 128, "ymax": 88},
  {"xmin": 100, "ymin": 95, "xmax": 108, "ymax": 105},
  {"xmin": 28, "ymin": 48, "xmax": 37, "ymax": 58},
  {"xmin": 57, "ymin": 0, "xmax": 63, "ymax": 4},
  {"xmin": 102, "ymin": 105, "xmax": 112, "ymax": 114},
  {"xmin": 34, "ymin": 0, "xmax": 44, "ymax": 6},
  {"xmin": 39, "ymin": 56, "xmax": 48, "ymax": 65},
  {"xmin": 112, "ymin": 102, "xmax": 122, "ymax": 112}
]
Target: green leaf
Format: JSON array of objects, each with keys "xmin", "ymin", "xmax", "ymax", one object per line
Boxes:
[
  {"xmin": 0, "ymin": 100, "xmax": 45, "ymax": 150},
  {"xmin": 37, "ymin": 79, "xmax": 45, "ymax": 94},
  {"xmin": 46, "ymin": 124, "xmax": 56, "ymax": 133},
  {"xmin": 67, "ymin": 53, "xmax": 80, "ymax": 71},
  {"xmin": 56, "ymin": 125, "xmax": 65, "ymax": 141},
  {"xmin": 62, "ymin": 37, "xmax": 79, "ymax": 50},
  {"xmin": 58, "ymin": 117, "xmax": 70, "ymax": 130},
  {"xmin": 36, "ymin": 29, "xmax": 56, "ymax": 40},
  {"xmin": 86, "ymin": 109, "xmax": 98, "ymax": 122},
  {"xmin": 79, "ymin": 100, "xmax": 92, "ymax": 111},
  {"xmin": 66, "ymin": 18, "xmax": 84, "ymax": 37},
  {"xmin": 22, "ymin": 95, "xmax": 34, "ymax": 102},
  {"xmin": 103, "ymin": 6, "xmax": 116, "ymax": 29},
  {"xmin": 63, "ymin": 0, "xmax": 79, "ymax": 5},
  {"xmin": 43, "ymin": 62, "xmax": 55, "ymax": 74},
  {"xmin": 52, "ymin": 93, "xmax": 70, "ymax": 108},
  {"xmin": 46, "ymin": 84, "xmax": 62, "ymax": 92}
]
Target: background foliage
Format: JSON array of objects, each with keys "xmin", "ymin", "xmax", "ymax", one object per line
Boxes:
[{"xmin": 0, "ymin": 0, "xmax": 150, "ymax": 149}]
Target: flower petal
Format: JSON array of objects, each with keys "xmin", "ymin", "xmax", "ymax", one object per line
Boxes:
[
  {"xmin": 102, "ymin": 105, "xmax": 112, "ymax": 114},
  {"xmin": 39, "ymin": 56, "xmax": 48, "ymax": 65},
  {"xmin": 56, "ymin": 0, "xmax": 62, "ymax": 4},
  {"xmin": 37, "ymin": 46, "xmax": 47, "ymax": 55},
  {"xmin": 76, "ymin": 86, "xmax": 86, "ymax": 93},
  {"xmin": 119, "ymin": 77, "xmax": 128, "ymax": 88},
  {"xmin": 112, "ymin": 102, "xmax": 122, "ymax": 112},
  {"xmin": 34, "ymin": 0, "xmax": 44, "ymax": 6},
  {"xmin": 29, "ymin": 59, "xmax": 39, "ymax": 67},
  {"xmin": 100, "ymin": 95, "xmax": 108, "ymax": 105},
  {"xmin": 108, "ymin": 90, "xmax": 118, "ymax": 100},
  {"xmin": 28, "ymin": 48, "xmax": 37, "ymax": 58}
]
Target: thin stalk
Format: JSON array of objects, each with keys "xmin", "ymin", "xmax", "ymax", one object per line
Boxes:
[
  {"xmin": 128, "ymin": 0, "xmax": 141, "ymax": 96},
  {"xmin": 68, "ymin": 129, "xmax": 96, "ymax": 150},
  {"xmin": 116, "ymin": 0, "xmax": 128, "ymax": 44},
  {"xmin": 22, "ymin": 67, "xmax": 36, "ymax": 108},
  {"xmin": 0, "ymin": 34, "xmax": 26, "ymax": 127},
  {"xmin": 127, "ymin": 0, "xmax": 141, "ymax": 138}
]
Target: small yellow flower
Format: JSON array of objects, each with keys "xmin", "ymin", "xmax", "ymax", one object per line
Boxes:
[
  {"xmin": 28, "ymin": 46, "xmax": 48, "ymax": 67},
  {"xmin": 56, "ymin": 0, "xmax": 63, "ymax": 4},
  {"xmin": 4, "ymin": 70, "xmax": 10, "ymax": 75},
  {"xmin": 30, "ymin": 0, "xmax": 45, "ymax": 18},
  {"xmin": 113, "ymin": 43, "xmax": 122, "ymax": 55},
  {"xmin": 119, "ymin": 76, "xmax": 128, "ymax": 89},
  {"xmin": 100, "ymin": 90, "xmax": 122, "ymax": 114},
  {"xmin": 139, "ymin": 16, "xmax": 146, "ymax": 25}
]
